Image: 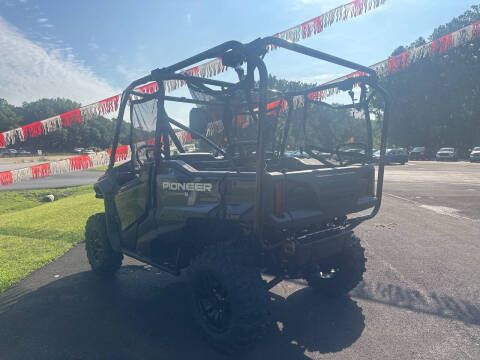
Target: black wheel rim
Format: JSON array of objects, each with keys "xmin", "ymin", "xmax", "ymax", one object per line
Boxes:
[{"xmin": 194, "ymin": 272, "xmax": 232, "ymax": 334}]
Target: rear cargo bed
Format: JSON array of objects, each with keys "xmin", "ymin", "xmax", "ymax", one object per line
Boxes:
[{"xmin": 266, "ymin": 165, "xmax": 375, "ymax": 226}]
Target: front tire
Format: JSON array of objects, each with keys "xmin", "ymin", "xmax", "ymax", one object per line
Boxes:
[
  {"xmin": 85, "ymin": 213, "xmax": 123, "ymax": 276},
  {"xmin": 305, "ymin": 234, "xmax": 366, "ymax": 296},
  {"xmin": 187, "ymin": 244, "xmax": 270, "ymax": 353}
]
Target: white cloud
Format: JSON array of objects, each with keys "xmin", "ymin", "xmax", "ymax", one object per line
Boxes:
[
  {"xmin": 37, "ymin": 17, "xmax": 48, "ymax": 23},
  {"xmin": 0, "ymin": 17, "xmax": 117, "ymax": 106}
]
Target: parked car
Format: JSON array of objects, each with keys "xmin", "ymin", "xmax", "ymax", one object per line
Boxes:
[
  {"xmin": 374, "ymin": 148, "xmax": 408, "ymax": 164},
  {"xmin": 285, "ymin": 150, "xmax": 309, "ymax": 158},
  {"xmin": 436, "ymin": 147, "xmax": 457, "ymax": 161},
  {"xmin": 2, "ymin": 148, "xmax": 18, "ymax": 156},
  {"xmin": 17, "ymin": 149, "xmax": 31, "ymax": 155},
  {"xmin": 409, "ymin": 146, "xmax": 429, "ymax": 160},
  {"xmin": 73, "ymin": 147, "xmax": 84, "ymax": 153},
  {"xmin": 469, "ymin": 146, "xmax": 480, "ymax": 163},
  {"xmin": 82, "ymin": 148, "xmax": 96, "ymax": 154}
]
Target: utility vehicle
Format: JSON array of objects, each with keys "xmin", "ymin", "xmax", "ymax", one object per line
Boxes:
[{"xmin": 85, "ymin": 37, "xmax": 390, "ymax": 352}]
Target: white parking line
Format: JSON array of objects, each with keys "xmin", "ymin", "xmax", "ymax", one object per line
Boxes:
[{"xmin": 384, "ymin": 193, "xmax": 479, "ymax": 222}]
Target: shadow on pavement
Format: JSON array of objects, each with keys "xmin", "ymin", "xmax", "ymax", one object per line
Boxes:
[
  {"xmin": 0, "ymin": 265, "xmax": 364, "ymax": 360},
  {"xmin": 286, "ymin": 277, "xmax": 480, "ymax": 326},
  {"xmin": 351, "ymin": 281, "xmax": 480, "ymax": 326}
]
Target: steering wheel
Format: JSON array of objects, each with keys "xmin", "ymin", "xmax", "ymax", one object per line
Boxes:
[
  {"xmin": 135, "ymin": 144, "xmax": 156, "ymax": 166},
  {"xmin": 226, "ymin": 140, "xmax": 258, "ymax": 159},
  {"xmin": 335, "ymin": 142, "xmax": 368, "ymax": 166}
]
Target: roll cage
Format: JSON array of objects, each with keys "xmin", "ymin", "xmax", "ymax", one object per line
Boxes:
[{"xmin": 108, "ymin": 36, "xmax": 390, "ymax": 244}]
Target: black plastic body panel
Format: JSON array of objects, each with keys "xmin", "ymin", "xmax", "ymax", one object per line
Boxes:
[{"xmin": 98, "ymin": 156, "xmax": 375, "ymax": 274}]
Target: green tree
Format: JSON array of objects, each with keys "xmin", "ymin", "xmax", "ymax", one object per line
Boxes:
[
  {"xmin": 0, "ymin": 99, "xmax": 20, "ymax": 132},
  {"xmin": 267, "ymin": 76, "xmax": 366, "ymax": 151},
  {"xmin": 430, "ymin": 5, "xmax": 480, "ymax": 40},
  {"xmin": 377, "ymin": 4, "xmax": 480, "ymax": 155},
  {"xmin": 0, "ymin": 97, "xmax": 124, "ymax": 152}
]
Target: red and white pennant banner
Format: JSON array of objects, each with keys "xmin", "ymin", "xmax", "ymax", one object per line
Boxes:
[
  {"xmin": 0, "ymin": 130, "xmax": 197, "ymax": 186},
  {"xmin": 294, "ymin": 20, "xmax": 480, "ymax": 106},
  {"xmin": 0, "ymin": 95, "xmax": 121, "ymax": 147},
  {"xmin": 1, "ymin": 19, "xmax": 478, "ymax": 182},
  {"xmin": 270, "ymin": 0, "xmax": 385, "ymax": 48},
  {"xmin": 222, "ymin": 20, "xmax": 480, "ymax": 116},
  {"xmin": 2, "ymin": 20, "xmax": 478, "ymax": 184},
  {"xmin": 0, "ymin": 0, "xmax": 385, "ymax": 149},
  {"xmin": 0, "ymin": 146, "xmax": 129, "ymax": 186},
  {"xmin": 205, "ymin": 21, "xmax": 480, "ymax": 126}
]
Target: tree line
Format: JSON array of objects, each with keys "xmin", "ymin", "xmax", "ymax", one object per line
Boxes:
[
  {"xmin": 380, "ymin": 5, "xmax": 480, "ymax": 155},
  {"xmin": 272, "ymin": 5, "xmax": 480, "ymax": 155},
  {"xmin": 0, "ymin": 98, "xmax": 131, "ymax": 152}
]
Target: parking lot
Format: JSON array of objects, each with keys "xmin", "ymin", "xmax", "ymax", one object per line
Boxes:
[
  {"xmin": 384, "ymin": 161, "xmax": 480, "ymax": 220},
  {"xmin": 0, "ymin": 161, "xmax": 479, "ymax": 359}
]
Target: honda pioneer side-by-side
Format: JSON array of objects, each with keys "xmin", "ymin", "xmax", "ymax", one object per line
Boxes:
[{"xmin": 85, "ymin": 37, "xmax": 390, "ymax": 352}]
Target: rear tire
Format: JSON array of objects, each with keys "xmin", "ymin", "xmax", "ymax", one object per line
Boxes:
[
  {"xmin": 187, "ymin": 244, "xmax": 270, "ymax": 353},
  {"xmin": 85, "ymin": 213, "xmax": 123, "ymax": 276},
  {"xmin": 305, "ymin": 235, "xmax": 366, "ymax": 296}
]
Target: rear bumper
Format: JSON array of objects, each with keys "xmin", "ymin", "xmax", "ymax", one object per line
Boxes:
[
  {"xmin": 288, "ymin": 229, "xmax": 351, "ymax": 268},
  {"xmin": 269, "ymin": 194, "xmax": 376, "ymax": 230},
  {"xmin": 436, "ymin": 155, "xmax": 456, "ymax": 161}
]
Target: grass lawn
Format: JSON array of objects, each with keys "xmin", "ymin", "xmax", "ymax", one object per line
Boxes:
[
  {"xmin": 93, "ymin": 165, "xmax": 108, "ymax": 172},
  {"xmin": 0, "ymin": 186, "xmax": 103, "ymax": 293}
]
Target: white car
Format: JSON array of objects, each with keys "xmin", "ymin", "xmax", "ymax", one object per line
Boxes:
[
  {"xmin": 436, "ymin": 147, "xmax": 457, "ymax": 161},
  {"xmin": 470, "ymin": 146, "xmax": 480, "ymax": 163}
]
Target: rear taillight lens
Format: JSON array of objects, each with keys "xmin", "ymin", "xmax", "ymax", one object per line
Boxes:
[{"xmin": 274, "ymin": 182, "xmax": 284, "ymax": 217}]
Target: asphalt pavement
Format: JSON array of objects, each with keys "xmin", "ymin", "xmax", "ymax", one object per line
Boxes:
[
  {"xmin": 0, "ymin": 161, "xmax": 479, "ymax": 359},
  {"xmin": 0, "ymin": 169, "xmax": 102, "ymax": 191}
]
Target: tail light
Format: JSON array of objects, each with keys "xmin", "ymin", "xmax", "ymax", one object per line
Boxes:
[{"xmin": 274, "ymin": 181, "xmax": 284, "ymax": 217}]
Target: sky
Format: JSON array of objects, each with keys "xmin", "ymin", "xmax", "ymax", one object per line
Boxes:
[{"xmin": 0, "ymin": 0, "xmax": 478, "ymax": 120}]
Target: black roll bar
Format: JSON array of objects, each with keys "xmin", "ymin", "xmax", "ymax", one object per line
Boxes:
[
  {"xmin": 150, "ymin": 40, "xmax": 244, "ymax": 80},
  {"xmin": 254, "ymin": 37, "xmax": 378, "ymax": 81},
  {"xmin": 109, "ymin": 36, "xmax": 390, "ymax": 244},
  {"xmin": 109, "ymin": 74, "xmax": 153, "ymax": 169},
  {"xmin": 348, "ymin": 82, "xmax": 390, "ymax": 226},
  {"xmin": 246, "ymin": 55, "xmax": 269, "ymax": 246}
]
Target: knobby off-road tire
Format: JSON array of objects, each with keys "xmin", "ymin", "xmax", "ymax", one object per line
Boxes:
[
  {"xmin": 187, "ymin": 244, "xmax": 270, "ymax": 353},
  {"xmin": 306, "ymin": 234, "xmax": 366, "ymax": 296},
  {"xmin": 85, "ymin": 213, "xmax": 123, "ymax": 276}
]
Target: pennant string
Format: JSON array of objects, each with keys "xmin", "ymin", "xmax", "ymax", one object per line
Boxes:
[{"xmin": 0, "ymin": 0, "xmax": 386, "ymax": 148}]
